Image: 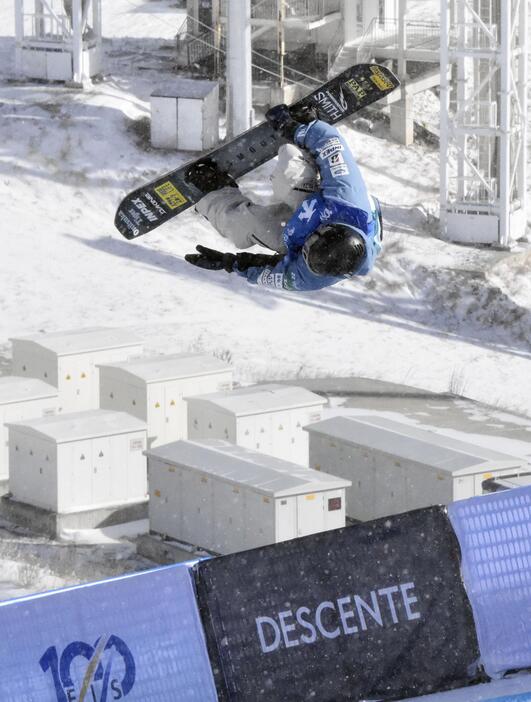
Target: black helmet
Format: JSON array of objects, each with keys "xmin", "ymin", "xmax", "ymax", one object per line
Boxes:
[{"xmin": 302, "ymin": 224, "xmax": 367, "ymax": 277}]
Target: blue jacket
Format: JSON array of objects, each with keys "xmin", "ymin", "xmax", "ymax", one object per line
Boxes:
[{"xmin": 237, "ymin": 120, "xmax": 382, "ymax": 291}]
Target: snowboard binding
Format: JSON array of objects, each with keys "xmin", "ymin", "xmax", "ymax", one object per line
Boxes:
[{"xmin": 185, "ymin": 158, "xmax": 238, "ymax": 193}]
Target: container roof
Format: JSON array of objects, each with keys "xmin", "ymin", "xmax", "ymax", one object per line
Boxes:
[
  {"xmin": 186, "ymin": 383, "xmax": 325, "ymax": 417},
  {"xmin": 146, "ymin": 439, "xmax": 350, "ymax": 497},
  {"xmin": 356, "ymin": 415, "xmax": 527, "ymax": 463},
  {"xmin": 98, "ymin": 353, "xmax": 231, "ymax": 383},
  {"xmin": 151, "ymin": 78, "xmax": 218, "ymax": 99},
  {"xmin": 305, "ymin": 416, "xmax": 524, "ymax": 476},
  {"xmin": 10, "ymin": 327, "xmax": 143, "ymax": 356},
  {"xmin": 0, "ymin": 377, "xmax": 58, "ymax": 405},
  {"xmin": 7, "ymin": 410, "xmax": 146, "ymax": 443}
]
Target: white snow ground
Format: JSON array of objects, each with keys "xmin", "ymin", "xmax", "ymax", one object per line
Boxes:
[{"xmin": 0, "ymin": 0, "xmax": 530, "ymax": 596}]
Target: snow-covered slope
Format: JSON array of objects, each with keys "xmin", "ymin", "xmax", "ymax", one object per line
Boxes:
[{"xmin": 0, "ymin": 0, "xmax": 530, "ymax": 421}]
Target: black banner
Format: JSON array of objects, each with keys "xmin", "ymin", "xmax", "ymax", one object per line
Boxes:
[{"xmin": 195, "ymin": 506, "xmax": 481, "ymax": 702}]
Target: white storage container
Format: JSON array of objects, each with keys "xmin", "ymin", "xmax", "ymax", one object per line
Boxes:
[
  {"xmin": 0, "ymin": 377, "xmax": 59, "ymax": 486},
  {"xmin": 150, "ymin": 79, "xmax": 219, "ymax": 151},
  {"xmin": 306, "ymin": 415, "xmax": 527, "ymax": 521},
  {"xmin": 146, "ymin": 439, "xmax": 350, "ymax": 554},
  {"xmin": 10, "ymin": 327, "xmax": 143, "ymax": 412},
  {"xmin": 98, "ymin": 353, "xmax": 233, "ymax": 447},
  {"xmin": 7, "ymin": 410, "xmax": 147, "ymax": 514},
  {"xmin": 187, "ymin": 384, "xmax": 326, "ymax": 465}
]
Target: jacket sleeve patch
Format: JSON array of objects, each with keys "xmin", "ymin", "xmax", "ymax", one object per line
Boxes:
[{"xmin": 257, "ymin": 270, "xmax": 286, "ymax": 289}]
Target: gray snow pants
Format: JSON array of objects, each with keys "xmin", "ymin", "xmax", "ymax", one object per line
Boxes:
[
  {"xmin": 195, "ymin": 189, "xmax": 292, "ymax": 253},
  {"xmin": 194, "ymin": 144, "xmax": 318, "ymax": 253}
]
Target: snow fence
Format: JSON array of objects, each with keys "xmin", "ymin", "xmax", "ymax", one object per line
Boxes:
[{"xmin": 0, "ymin": 489, "xmax": 530, "ymax": 701}]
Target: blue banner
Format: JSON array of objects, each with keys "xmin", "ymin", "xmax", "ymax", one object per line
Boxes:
[
  {"xmin": 448, "ymin": 486, "xmax": 531, "ymax": 680},
  {"xmin": 0, "ymin": 563, "xmax": 218, "ymax": 701}
]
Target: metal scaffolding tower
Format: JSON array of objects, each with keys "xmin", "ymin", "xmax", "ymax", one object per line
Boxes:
[
  {"xmin": 440, "ymin": 0, "xmax": 528, "ymax": 246},
  {"xmin": 14, "ymin": 0, "xmax": 102, "ymax": 85}
]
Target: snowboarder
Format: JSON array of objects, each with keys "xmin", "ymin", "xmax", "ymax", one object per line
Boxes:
[{"xmin": 185, "ymin": 104, "xmax": 383, "ymax": 292}]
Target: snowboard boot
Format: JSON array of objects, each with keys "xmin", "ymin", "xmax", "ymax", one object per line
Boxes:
[{"xmin": 185, "ymin": 158, "xmax": 238, "ymax": 193}]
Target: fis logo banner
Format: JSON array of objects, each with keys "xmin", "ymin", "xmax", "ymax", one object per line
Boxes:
[
  {"xmin": 40, "ymin": 635, "xmax": 136, "ymax": 702},
  {"xmin": 0, "ymin": 565, "xmax": 218, "ymax": 702}
]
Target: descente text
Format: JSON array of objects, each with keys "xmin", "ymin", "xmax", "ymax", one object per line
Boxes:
[{"xmin": 255, "ymin": 581, "xmax": 420, "ymax": 653}]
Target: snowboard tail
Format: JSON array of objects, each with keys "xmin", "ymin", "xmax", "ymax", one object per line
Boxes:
[{"xmin": 115, "ymin": 64, "xmax": 400, "ymax": 240}]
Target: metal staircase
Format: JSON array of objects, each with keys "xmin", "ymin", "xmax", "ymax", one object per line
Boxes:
[
  {"xmin": 221, "ymin": 0, "xmax": 340, "ymax": 24},
  {"xmin": 329, "ymin": 17, "xmax": 441, "ymax": 77},
  {"xmin": 175, "ymin": 7, "xmax": 325, "ymax": 91}
]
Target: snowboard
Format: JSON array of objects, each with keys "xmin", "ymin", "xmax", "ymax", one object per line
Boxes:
[{"xmin": 115, "ymin": 64, "xmax": 399, "ymax": 239}]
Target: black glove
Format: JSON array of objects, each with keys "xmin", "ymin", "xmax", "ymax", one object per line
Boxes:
[
  {"xmin": 290, "ymin": 103, "xmax": 319, "ymax": 124},
  {"xmin": 235, "ymin": 251, "xmax": 284, "ymax": 271},
  {"xmin": 185, "ymin": 247, "xmax": 284, "ymax": 274},
  {"xmin": 266, "ymin": 103, "xmax": 319, "ymax": 141},
  {"xmin": 185, "ymin": 245, "xmax": 236, "ymax": 272},
  {"xmin": 266, "ymin": 104, "xmax": 300, "ymax": 141}
]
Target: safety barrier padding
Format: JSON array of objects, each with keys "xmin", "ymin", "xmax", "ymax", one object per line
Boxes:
[
  {"xmin": 195, "ymin": 505, "xmax": 481, "ymax": 702},
  {"xmin": 0, "ymin": 563, "xmax": 218, "ymax": 701},
  {"xmin": 448, "ymin": 485, "xmax": 531, "ymax": 680},
  {"xmin": 486, "ymin": 694, "xmax": 531, "ymax": 702},
  {"xmin": 398, "ymin": 673, "xmax": 531, "ymax": 700}
]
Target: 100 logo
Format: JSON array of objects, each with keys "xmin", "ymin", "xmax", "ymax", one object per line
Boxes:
[{"xmin": 39, "ymin": 635, "xmax": 136, "ymax": 702}]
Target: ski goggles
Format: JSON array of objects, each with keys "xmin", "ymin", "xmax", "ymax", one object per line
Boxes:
[
  {"xmin": 369, "ymin": 195, "xmax": 383, "ymax": 241},
  {"xmin": 301, "ymin": 232, "xmax": 321, "ymax": 272}
]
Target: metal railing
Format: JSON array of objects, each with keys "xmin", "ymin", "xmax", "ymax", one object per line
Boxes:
[
  {"xmin": 186, "ymin": 31, "xmax": 216, "ymax": 65},
  {"xmin": 250, "ymin": 0, "xmax": 276, "ymax": 20},
  {"xmin": 176, "ymin": 13, "xmax": 322, "ymax": 87},
  {"xmin": 327, "ymin": 22, "xmax": 345, "ymax": 71},
  {"xmin": 455, "ymin": 22, "xmax": 499, "ymax": 50},
  {"xmin": 448, "ymin": 175, "xmax": 498, "ymax": 205},
  {"xmin": 457, "ymin": 100, "xmax": 498, "ymax": 129},
  {"xmin": 23, "ymin": 11, "xmax": 70, "ymax": 42},
  {"xmin": 176, "ymin": 14, "xmax": 195, "ymax": 38},
  {"xmin": 176, "ymin": 16, "xmax": 219, "ymax": 68},
  {"xmin": 354, "ymin": 17, "xmax": 441, "ymax": 63},
  {"xmin": 219, "ymin": 0, "xmax": 340, "ymax": 21},
  {"xmin": 405, "ymin": 20, "xmax": 441, "ymax": 49},
  {"xmin": 355, "ymin": 19, "xmax": 383, "ymax": 64},
  {"xmin": 284, "ymin": 0, "xmax": 340, "ymax": 17}
]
